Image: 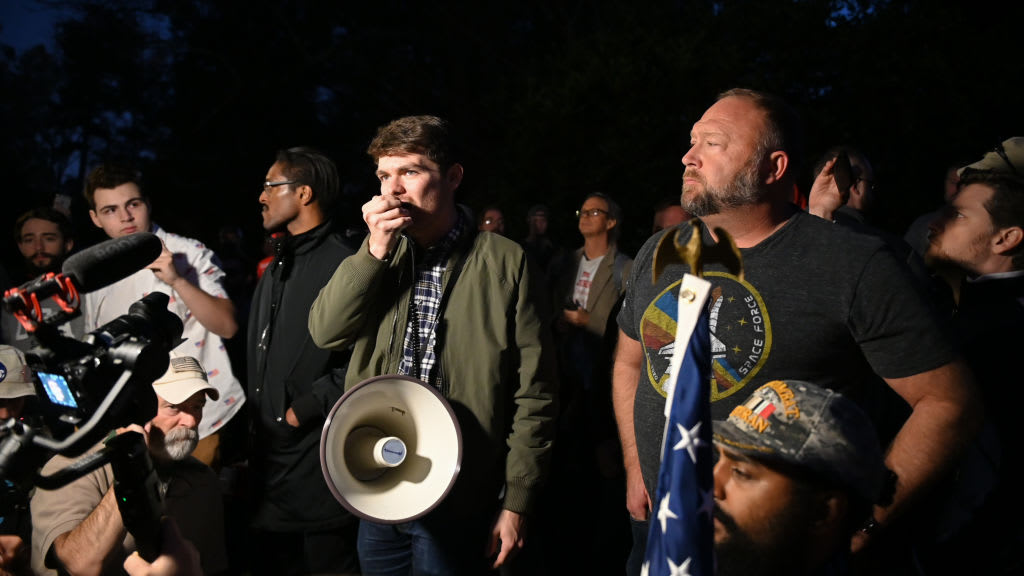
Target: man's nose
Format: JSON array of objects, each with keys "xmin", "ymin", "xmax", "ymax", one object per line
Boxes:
[
  {"xmin": 682, "ymin": 147, "xmax": 699, "ymax": 168},
  {"xmin": 382, "ymin": 179, "xmax": 404, "ymax": 196},
  {"xmin": 178, "ymin": 411, "xmax": 199, "ymax": 429}
]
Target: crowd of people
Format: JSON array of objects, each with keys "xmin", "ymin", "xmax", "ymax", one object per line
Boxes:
[{"xmin": 0, "ymin": 90, "xmax": 1021, "ymax": 576}]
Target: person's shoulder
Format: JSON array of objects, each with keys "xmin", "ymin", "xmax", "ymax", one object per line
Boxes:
[
  {"xmin": 152, "ymin": 225, "xmax": 208, "ymax": 253},
  {"xmin": 320, "ymin": 229, "xmax": 358, "ymax": 258},
  {"xmin": 171, "ymin": 456, "xmax": 219, "ymax": 483},
  {"xmin": 474, "ymin": 230, "xmax": 527, "ymax": 258},
  {"xmin": 789, "ymin": 210, "xmax": 888, "ymax": 252}
]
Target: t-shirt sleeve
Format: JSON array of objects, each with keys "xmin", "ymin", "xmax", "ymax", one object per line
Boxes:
[
  {"xmin": 848, "ymin": 246, "xmax": 955, "ymax": 378},
  {"xmin": 617, "ymin": 232, "xmax": 663, "ymax": 342},
  {"xmin": 31, "ymin": 455, "xmax": 115, "ymax": 573}
]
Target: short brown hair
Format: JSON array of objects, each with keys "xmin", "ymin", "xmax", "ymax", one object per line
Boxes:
[
  {"xmin": 960, "ymin": 170, "xmax": 1024, "ymax": 269},
  {"xmin": 14, "ymin": 207, "xmax": 73, "ymax": 243},
  {"xmin": 84, "ymin": 162, "xmax": 143, "ymax": 209},
  {"xmin": 366, "ymin": 115, "xmax": 457, "ymax": 170},
  {"xmin": 717, "ymin": 88, "xmax": 804, "ymax": 180}
]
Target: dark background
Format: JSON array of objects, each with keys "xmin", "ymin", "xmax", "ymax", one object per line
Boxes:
[{"xmin": 2, "ymin": 0, "xmax": 1022, "ymax": 275}]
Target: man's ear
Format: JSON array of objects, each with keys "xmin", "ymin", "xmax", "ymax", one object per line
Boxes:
[
  {"xmin": 763, "ymin": 151, "xmax": 790, "ymax": 185},
  {"xmin": 65, "ymin": 238, "xmax": 74, "ymax": 253},
  {"xmin": 297, "ymin": 184, "xmax": 314, "ymax": 206},
  {"xmin": 445, "ymin": 163, "xmax": 465, "ymax": 191},
  {"xmin": 88, "ymin": 210, "xmax": 101, "ymax": 229},
  {"xmin": 813, "ymin": 491, "xmax": 847, "ymax": 532},
  {"xmin": 993, "ymin": 226, "xmax": 1024, "ymax": 255}
]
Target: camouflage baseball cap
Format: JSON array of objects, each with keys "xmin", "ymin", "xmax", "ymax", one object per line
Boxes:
[{"xmin": 712, "ymin": 380, "xmax": 886, "ymax": 503}]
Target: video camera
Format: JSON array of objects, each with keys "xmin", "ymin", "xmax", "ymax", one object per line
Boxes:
[{"xmin": 0, "ymin": 232, "xmax": 181, "ymax": 562}]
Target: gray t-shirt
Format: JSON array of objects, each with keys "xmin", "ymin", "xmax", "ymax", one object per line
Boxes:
[{"xmin": 618, "ymin": 210, "xmax": 954, "ymax": 498}]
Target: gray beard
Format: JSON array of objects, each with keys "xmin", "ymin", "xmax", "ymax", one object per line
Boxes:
[{"xmin": 154, "ymin": 427, "xmax": 198, "ymax": 462}]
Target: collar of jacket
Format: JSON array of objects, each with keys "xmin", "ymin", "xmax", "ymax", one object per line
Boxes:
[
  {"xmin": 282, "ymin": 219, "xmax": 335, "ymax": 256},
  {"xmin": 400, "ymin": 204, "xmax": 478, "ymax": 262}
]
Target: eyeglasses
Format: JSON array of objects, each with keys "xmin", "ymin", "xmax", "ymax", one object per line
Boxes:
[
  {"xmin": 576, "ymin": 208, "xmax": 609, "ymax": 219},
  {"xmin": 993, "ymin": 142, "xmax": 1019, "ymax": 175},
  {"xmin": 262, "ymin": 180, "xmax": 297, "ymax": 193}
]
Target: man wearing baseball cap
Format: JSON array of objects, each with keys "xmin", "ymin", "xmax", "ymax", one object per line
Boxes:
[
  {"xmin": 0, "ymin": 345, "xmax": 37, "ymax": 576},
  {"xmin": 958, "ymin": 137, "xmax": 1024, "ymax": 177},
  {"xmin": 712, "ymin": 380, "xmax": 890, "ymax": 576},
  {"xmin": 31, "ymin": 356, "xmax": 228, "ymax": 576},
  {"xmin": 0, "ymin": 346, "xmax": 35, "ymax": 421}
]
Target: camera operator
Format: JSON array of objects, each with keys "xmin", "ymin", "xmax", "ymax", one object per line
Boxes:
[
  {"xmin": 30, "ymin": 356, "xmax": 227, "ymax": 576},
  {"xmin": 0, "ymin": 346, "xmax": 37, "ymax": 576}
]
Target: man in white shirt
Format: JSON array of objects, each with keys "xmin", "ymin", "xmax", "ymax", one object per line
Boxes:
[{"xmin": 80, "ymin": 163, "xmax": 245, "ymax": 467}]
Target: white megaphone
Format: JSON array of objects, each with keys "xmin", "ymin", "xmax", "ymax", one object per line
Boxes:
[{"xmin": 320, "ymin": 374, "xmax": 463, "ymax": 523}]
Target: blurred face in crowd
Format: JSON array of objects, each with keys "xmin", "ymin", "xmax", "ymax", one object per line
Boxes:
[
  {"xmin": 89, "ymin": 183, "xmax": 152, "ymax": 238},
  {"xmin": 479, "ymin": 209, "xmax": 505, "ymax": 235},
  {"xmin": 712, "ymin": 446, "xmax": 824, "ymax": 576},
  {"xmin": 653, "ymin": 205, "xmax": 689, "ymax": 233},
  {"xmin": 926, "ymin": 182, "xmax": 998, "ymax": 275},
  {"xmin": 18, "ymin": 218, "xmax": 73, "ymax": 274},
  {"xmin": 529, "ymin": 211, "xmax": 549, "ymax": 236},
  {"xmin": 681, "ymin": 96, "xmax": 766, "ymax": 217},
  {"xmin": 148, "ymin": 392, "xmax": 205, "ymax": 462},
  {"xmin": 260, "ymin": 161, "xmax": 302, "ymax": 233},
  {"xmin": 578, "ymin": 196, "xmax": 615, "ymax": 239}
]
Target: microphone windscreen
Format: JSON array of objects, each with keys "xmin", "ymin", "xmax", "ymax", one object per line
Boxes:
[{"xmin": 62, "ymin": 233, "xmax": 163, "ymax": 293}]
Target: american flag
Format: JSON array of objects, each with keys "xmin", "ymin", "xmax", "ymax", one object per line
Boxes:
[{"xmin": 643, "ymin": 275, "xmax": 714, "ymax": 576}]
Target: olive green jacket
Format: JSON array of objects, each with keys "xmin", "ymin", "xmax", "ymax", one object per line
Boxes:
[{"xmin": 308, "ymin": 221, "xmax": 558, "ymax": 516}]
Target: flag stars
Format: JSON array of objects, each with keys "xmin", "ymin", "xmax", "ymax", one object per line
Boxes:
[
  {"xmin": 667, "ymin": 557, "xmax": 693, "ymax": 576},
  {"xmin": 673, "ymin": 421, "xmax": 703, "ymax": 463},
  {"xmin": 657, "ymin": 492, "xmax": 679, "ymax": 533}
]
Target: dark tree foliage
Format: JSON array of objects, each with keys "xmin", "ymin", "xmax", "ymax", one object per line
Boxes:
[{"xmin": 1, "ymin": 0, "xmax": 1022, "ymax": 265}]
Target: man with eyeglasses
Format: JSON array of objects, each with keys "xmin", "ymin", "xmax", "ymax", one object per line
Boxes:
[
  {"xmin": 549, "ymin": 192, "xmax": 633, "ymax": 573},
  {"xmin": 81, "ymin": 163, "xmax": 245, "ymax": 469},
  {"xmin": 554, "ymin": 193, "xmax": 632, "ymax": 386},
  {"xmin": 246, "ymin": 146, "xmax": 359, "ymax": 575},
  {"xmin": 807, "ymin": 145, "xmax": 937, "ymax": 304},
  {"xmin": 807, "ymin": 145, "xmax": 878, "ymax": 226}
]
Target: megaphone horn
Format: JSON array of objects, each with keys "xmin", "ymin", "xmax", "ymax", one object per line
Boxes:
[{"xmin": 320, "ymin": 375, "xmax": 463, "ymax": 524}]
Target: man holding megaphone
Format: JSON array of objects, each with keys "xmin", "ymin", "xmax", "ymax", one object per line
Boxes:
[{"xmin": 310, "ymin": 115, "xmax": 558, "ymax": 575}]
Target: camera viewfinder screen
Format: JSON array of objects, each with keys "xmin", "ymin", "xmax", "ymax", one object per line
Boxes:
[{"xmin": 37, "ymin": 371, "xmax": 78, "ymax": 409}]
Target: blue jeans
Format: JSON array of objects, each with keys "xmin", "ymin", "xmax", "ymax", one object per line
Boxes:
[{"xmin": 358, "ymin": 517, "xmax": 491, "ymax": 576}]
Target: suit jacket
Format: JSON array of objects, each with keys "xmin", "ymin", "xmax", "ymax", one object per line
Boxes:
[{"xmin": 555, "ymin": 245, "xmax": 633, "ymax": 338}]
